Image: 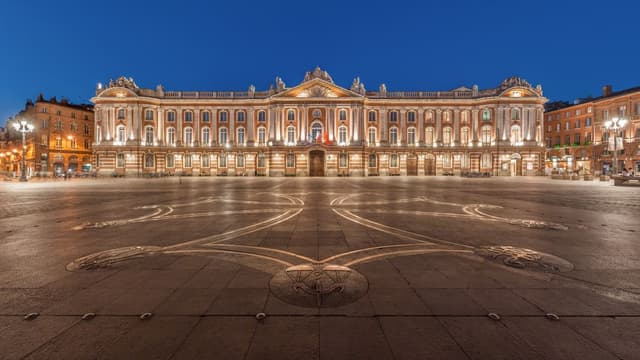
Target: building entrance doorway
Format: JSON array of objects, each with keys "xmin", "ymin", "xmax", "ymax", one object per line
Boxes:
[
  {"xmin": 309, "ymin": 150, "xmax": 325, "ymax": 176},
  {"xmin": 425, "ymin": 154, "xmax": 435, "ymax": 176},
  {"xmin": 406, "ymin": 154, "xmax": 418, "ymax": 175}
]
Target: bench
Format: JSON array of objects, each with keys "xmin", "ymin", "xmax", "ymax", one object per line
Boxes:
[{"xmin": 611, "ymin": 176, "xmax": 640, "ymax": 186}]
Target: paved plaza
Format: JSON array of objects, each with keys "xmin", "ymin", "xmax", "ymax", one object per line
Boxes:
[{"xmin": 1, "ymin": 176, "xmax": 639, "ymax": 359}]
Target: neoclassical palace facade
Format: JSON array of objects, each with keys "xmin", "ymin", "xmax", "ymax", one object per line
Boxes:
[{"xmin": 91, "ymin": 68, "xmax": 547, "ymax": 177}]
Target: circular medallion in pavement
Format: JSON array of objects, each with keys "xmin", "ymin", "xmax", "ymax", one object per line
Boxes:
[
  {"xmin": 475, "ymin": 245, "xmax": 573, "ymax": 272},
  {"xmin": 269, "ymin": 263, "xmax": 368, "ymax": 308}
]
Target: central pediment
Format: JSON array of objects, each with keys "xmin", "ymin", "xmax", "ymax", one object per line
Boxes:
[{"xmin": 273, "ymin": 78, "xmax": 362, "ymax": 99}]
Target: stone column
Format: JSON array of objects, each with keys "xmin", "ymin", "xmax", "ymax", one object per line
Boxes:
[
  {"xmin": 380, "ymin": 109, "xmax": 387, "ymax": 144},
  {"xmin": 496, "ymin": 107, "xmax": 503, "ymax": 142},
  {"xmin": 247, "ymin": 109, "xmax": 255, "ymax": 145},
  {"xmin": 176, "ymin": 107, "xmax": 183, "ymax": 146},
  {"xmin": 453, "ymin": 109, "xmax": 460, "ymax": 145},
  {"xmin": 435, "ymin": 109, "xmax": 442, "ymax": 143},
  {"xmin": 194, "ymin": 109, "xmax": 200, "ymax": 146},
  {"xmin": 300, "ymin": 106, "xmax": 307, "ymax": 142},
  {"xmin": 157, "ymin": 108, "xmax": 163, "ymax": 144},
  {"xmin": 328, "ymin": 107, "xmax": 335, "ymax": 142},
  {"xmin": 400, "ymin": 109, "xmax": 406, "ymax": 145},
  {"xmin": 472, "ymin": 109, "xmax": 479, "ymax": 142},
  {"xmin": 418, "ymin": 109, "xmax": 425, "ymax": 144},
  {"xmin": 211, "ymin": 109, "xmax": 218, "ymax": 146},
  {"xmin": 268, "ymin": 107, "xmax": 276, "ymax": 141},
  {"xmin": 229, "ymin": 109, "xmax": 235, "ymax": 143}
]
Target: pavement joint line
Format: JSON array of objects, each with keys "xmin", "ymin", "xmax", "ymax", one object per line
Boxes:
[{"xmin": 3, "ymin": 314, "xmax": 639, "ymax": 318}]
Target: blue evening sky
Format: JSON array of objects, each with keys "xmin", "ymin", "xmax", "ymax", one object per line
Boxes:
[{"xmin": 1, "ymin": 0, "xmax": 638, "ymax": 125}]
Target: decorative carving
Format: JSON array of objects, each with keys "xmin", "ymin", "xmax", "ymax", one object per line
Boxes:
[
  {"xmin": 499, "ymin": 76, "xmax": 532, "ymax": 91},
  {"xmin": 107, "ymin": 76, "xmax": 139, "ymax": 90},
  {"xmin": 275, "ymin": 77, "xmax": 286, "ymax": 92},
  {"xmin": 475, "ymin": 245, "xmax": 573, "ymax": 272},
  {"xmin": 298, "ymin": 85, "xmax": 338, "ymax": 98},
  {"xmin": 303, "ymin": 66, "xmax": 334, "ymax": 84},
  {"xmin": 379, "ymin": 83, "xmax": 387, "ymax": 96}
]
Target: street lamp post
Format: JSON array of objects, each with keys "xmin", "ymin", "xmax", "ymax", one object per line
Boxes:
[
  {"xmin": 12, "ymin": 120, "xmax": 35, "ymax": 182},
  {"xmin": 603, "ymin": 117, "xmax": 627, "ymax": 175}
]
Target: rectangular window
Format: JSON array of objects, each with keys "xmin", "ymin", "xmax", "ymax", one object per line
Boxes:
[
  {"xmin": 586, "ymin": 132, "xmax": 592, "ymax": 143},
  {"xmin": 202, "ymin": 154, "xmax": 210, "ymax": 168},
  {"xmin": 184, "ymin": 112, "xmax": 193, "ymax": 122},
  {"xmin": 116, "ymin": 153, "xmax": 125, "ymax": 168},
  {"xmin": 636, "ymin": 103, "xmax": 640, "ymax": 115},
  {"xmin": 576, "ymin": 109, "xmax": 581, "ymax": 116},
  {"xmin": 202, "ymin": 112, "xmax": 210, "ymax": 122},
  {"xmin": 167, "ymin": 112, "xmax": 176, "ymax": 122},
  {"xmin": 237, "ymin": 154, "xmax": 245, "ymax": 168},
  {"xmin": 41, "ymin": 119, "xmax": 47, "ymax": 129},
  {"xmin": 339, "ymin": 153, "xmax": 348, "ymax": 168},
  {"xmin": 564, "ymin": 135, "xmax": 570, "ymax": 145},
  {"xmin": 237, "ymin": 112, "xmax": 245, "ymax": 122},
  {"xmin": 585, "ymin": 117, "xmax": 592, "ymax": 127},
  {"xmin": 407, "ymin": 111, "xmax": 416, "ymax": 122},
  {"xmin": 84, "ymin": 124, "xmax": 90, "ymax": 135},
  {"xmin": 145, "ymin": 110, "xmax": 154, "ymax": 120},
  {"xmin": 286, "ymin": 153, "xmax": 295, "ymax": 168},
  {"xmin": 84, "ymin": 139, "xmax": 90, "ymax": 149},
  {"xmin": 564, "ymin": 122, "xmax": 570, "ymax": 130},
  {"xmin": 219, "ymin": 154, "xmax": 227, "ymax": 167},
  {"xmin": 258, "ymin": 111, "xmax": 266, "ymax": 122},
  {"xmin": 184, "ymin": 154, "xmax": 192, "ymax": 168},
  {"xmin": 574, "ymin": 134, "xmax": 580, "ymax": 144},
  {"xmin": 575, "ymin": 120, "xmax": 580, "ymax": 128},
  {"xmin": 166, "ymin": 154, "xmax": 174, "ymax": 168},
  {"xmin": 368, "ymin": 111, "xmax": 376, "ymax": 122},
  {"xmin": 220, "ymin": 112, "xmax": 228, "ymax": 122},
  {"xmin": 389, "ymin": 111, "xmax": 398, "ymax": 122},
  {"xmin": 390, "ymin": 154, "xmax": 398, "ymax": 167},
  {"xmin": 41, "ymin": 135, "xmax": 47, "ymax": 145},
  {"xmin": 55, "ymin": 120, "xmax": 62, "ymax": 131},
  {"xmin": 55, "ymin": 137, "xmax": 62, "ymax": 148}
]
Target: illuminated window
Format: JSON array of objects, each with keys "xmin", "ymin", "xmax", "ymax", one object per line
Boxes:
[
  {"xmin": 482, "ymin": 109, "xmax": 491, "ymax": 121},
  {"xmin": 311, "ymin": 123, "xmax": 322, "ymax": 141},
  {"xmin": 184, "ymin": 127, "xmax": 193, "ymax": 146},
  {"xmin": 287, "ymin": 126, "xmax": 295, "ymax": 144},
  {"xmin": 390, "ymin": 154, "xmax": 398, "ymax": 167},
  {"xmin": 202, "ymin": 128, "xmax": 210, "ymax": 145},
  {"xmin": 237, "ymin": 127, "xmax": 246, "ymax": 145},
  {"xmin": 117, "ymin": 126, "xmax": 126, "ymax": 144},
  {"xmin": 442, "ymin": 153, "xmax": 452, "ymax": 168},
  {"xmin": 116, "ymin": 153, "xmax": 125, "ymax": 168},
  {"xmin": 237, "ymin": 154, "xmax": 245, "ymax": 167},
  {"xmin": 425, "ymin": 111, "xmax": 433, "ymax": 122},
  {"xmin": 219, "ymin": 128, "xmax": 228, "ymax": 144},
  {"xmin": 442, "ymin": 127, "xmax": 452, "ymax": 144},
  {"xmin": 368, "ymin": 154, "xmax": 377, "ymax": 168},
  {"xmin": 55, "ymin": 137, "xmax": 62, "ymax": 148},
  {"xmin": 481, "ymin": 126, "xmax": 492, "ymax": 144},
  {"xmin": 407, "ymin": 127, "xmax": 416, "ymax": 145},
  {"xmin": 286, "ymin": 153, "xmax": 295, "ymax": 168},
  {"xmin": 339, "ymin": 153, "xmax": 348, "ymax": 168},
  {"xmin": 461, "ymin": 127, "xmax": 470, "ymax": 144},
  {"xmin": 425, "ymin": 127, "xmax": 434, "ymax": 146},
  {"xmin": 258, "ymin": 127, "xmax": 266, "ymax": 145},
  {"xmin": 167, "ymin": 127, "xmax": 176, "ymax": 145},
  {"xmin": 461, "ymin": 153, "xmax": 469, "ymax": 168},
  {"xmin": 339, "ymin": 110, "xmax": 347, "ymax": 121},
  {"xmin": 338, "ymin": 126, "xmax": 348, "ymax": 145},
  {"xmin": 368, "ymin": 127, "xmax": 376, "ymax": 145},
  {"xmin": 145, "ymin": 126, "xmax": 154, "ymax": 145},
  {"xmin": 144, "ymin": 153, "xmax": 154, "ymax": 168},
  {"xmin": 510, "ymin": 125, "xmax": 520, "ymax": 144},
  {"xmin": 219, "ymin": 153, "xmax": 227, "ymax": 167},
  {"xmin": 388, "ymin": 127, "xmax": 398, "ymax": 144}
]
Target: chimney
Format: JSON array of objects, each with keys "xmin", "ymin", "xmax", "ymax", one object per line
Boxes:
[{"xmin": 602, "ymin": 85, "xmax": 612, "ymax": 97}]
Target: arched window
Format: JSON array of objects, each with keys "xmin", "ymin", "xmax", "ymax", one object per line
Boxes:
[
  {"xmin": 202, "ymin": 111, "xmax": 210, "ymax": 122},
  {"xmin": 407, "ymin": 127, "xmax": 416, "ymax": 145},
  {"xmin": 481, "ymin": 152, "xmax": 492, "ymax": 169},
  {"xmin": 482, "ymin": 109, "xmax": 491, "ymax": 121},
  {"xmin": 511, "ymin": 109, "xmax": 520, "ymax": 121},
  {"xmin": 510, "ymin": 125, "xmax": 521, "ymax": 144},
  {"xmin": 339, "ymin": 109, "xmax": 347, "ymax": 121},
  {"xmin": 257, "ymin": 111, "xmax": 266, "ymax": 122},
  {"xmin": 407, "ymin": 111, "xmax": 416, "ymax": 122},
  {"xmin": 368, "ymin": 127, "xmax": 376, "ymax": 145},
  {"xmin": 202, "ymin": 127, "xmax": 210, "ymax": 146},
  {"xmin": 184, "ymin": 127, "xmax": 193, "ymax": 146},
  {"xmin": 442, "ymin": 127, "xmax": 452, "ymax": 145},
  {"xmin": 368, "ymin": 154, "xmax": 377, "ymax": 168},
  {"xmin": 167, "ymin": 127, "xmax": 176, "ymax": 146},
  {"xmin": 425, "ymin": 127, "xmax": 434, "ymax": 146},
  {"xmin": 145, "ymin": 110, "xmax": 154, "ymax": 121},
  {"xmin": 166, "ymin": 154, "xmax": 174, "ymax": 168},
  {"xmin": 389, "ymin": 127, "xmax": 398, "ymax": 145},
  {"xmin": 184, "ymin": 111, "xmax": 193, "ymax": 122},
  {"xmin": 117, "ymin": 125, "xmax": 126, "ymax": 144},
  {"xmin": 287, "ymin": 109, "xmax": 295, "ymax": 121},
  {"xmin": 237, "ymin": 127, "xmax": 246, "ymax": 145},
  {"xmin": 368, "ymin": 111, "xmax": 376, "ymax": 122},
  {"xmin": 481, "ymin": 125, "xmax": 492, "ymax": 144},
  {"xmin": 167, "ymin": 111, "xmax": 176, "ymax": 122},
  {"xmin": 338, "ymin": 125, "xmax": 348, "ymax": 145},
  {"xmin": 286, "ymin": 126, "xmax": 296, "ymax": 144},
  {"xmin": 258, "ymin": 127, "xmax": 266, "ymax": 145},
  {"xmin": 237, "ymin": 154, "xmax": 245, "ymax": 167},
  {"xmin": 144, "ymin": 153, "xmax": 154, "ymax": 168},
  {"xmin": 219, "ymin": 128, "xmax": 228, "ymax": 145},
  {"xmin": 144, "ymin": 126, "xmax": 154, "ymax": 145},
  {"xmin": 311, "ymin": 123, "xmax": 323, "ymax": 141},
  {"xmin": 237, "ymin": 111, "xmax": 245, "ymax": 122},
  {"xmin": 461, "ymin": 127, "xmax": 470, "ymax": 145},
  {"xmin": 117, "ymin": 109, "xmax": 125, "ymax": 119}
]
